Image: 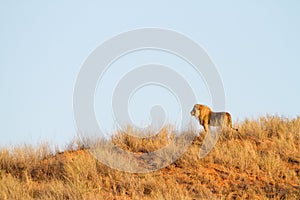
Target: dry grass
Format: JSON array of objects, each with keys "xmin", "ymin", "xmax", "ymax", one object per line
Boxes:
[{"xmin": 0, "ymin": 116, "xmax": 299, "ymax": 199}]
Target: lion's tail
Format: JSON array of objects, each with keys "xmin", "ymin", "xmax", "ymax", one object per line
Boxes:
[{"xmin": 232, "ymin": 127, "xmax": 239, "ymax": 132}]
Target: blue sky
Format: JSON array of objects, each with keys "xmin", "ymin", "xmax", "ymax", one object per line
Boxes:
[{"xmin": 1, "ymin": 1, "xmax": 300, "ymax": 148}]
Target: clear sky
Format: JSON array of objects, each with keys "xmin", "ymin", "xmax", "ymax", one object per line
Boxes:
[{"xmin": 1, "ymin": 1, "xmax": 300, "ymax": 148}]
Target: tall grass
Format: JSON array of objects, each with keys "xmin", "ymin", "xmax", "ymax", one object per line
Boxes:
[{"xmin": 0, "ymin": 115, "xmax": 299, "ymax": 199}]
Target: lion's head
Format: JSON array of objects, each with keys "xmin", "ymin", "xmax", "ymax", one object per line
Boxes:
[{"xmin": 190, "ymin": 104, "xmax": 211, "ymax": 126}]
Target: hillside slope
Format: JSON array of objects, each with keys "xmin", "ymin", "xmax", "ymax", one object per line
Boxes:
[{"xmin": 0, "ymin": 116, "xmax": 299, "ymax": 199}]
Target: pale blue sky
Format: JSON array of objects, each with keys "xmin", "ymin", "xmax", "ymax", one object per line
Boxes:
[{"xmin": 1, "ymin": 1, "xmax": 300, "ymax": 148}]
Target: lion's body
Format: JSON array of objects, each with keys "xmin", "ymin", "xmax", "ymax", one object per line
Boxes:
[{"xmin": 190, "ymin": 104, "xmax": 238, "ymax": 132}]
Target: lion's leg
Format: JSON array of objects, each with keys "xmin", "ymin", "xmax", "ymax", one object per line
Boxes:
[{"xmin": 203, "ymin": 123, "xmax": 209, "ymax": 132}]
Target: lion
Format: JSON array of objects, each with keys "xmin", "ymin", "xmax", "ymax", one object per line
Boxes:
[{"xmin": 190, "ymin": 104, "xmax": 238, "ymax": 132}]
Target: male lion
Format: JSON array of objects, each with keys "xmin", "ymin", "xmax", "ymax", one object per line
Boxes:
[{"xmin": 190, "ymin": 104, "xmax": 238, "ymax": 132}]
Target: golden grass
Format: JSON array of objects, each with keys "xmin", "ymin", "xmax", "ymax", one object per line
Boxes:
[{"xmin": 0, "ymin": 115, "xmax": 299, "ymax": 199}]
